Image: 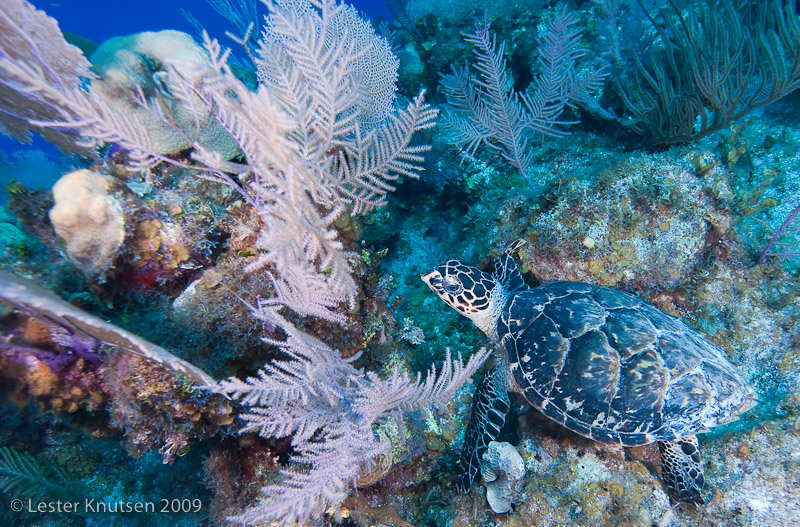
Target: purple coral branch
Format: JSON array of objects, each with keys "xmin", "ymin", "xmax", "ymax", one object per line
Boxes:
[
  {"xmin": 0, "ymin": 77, "xmax": 68, "ymax": 116},
  {"xmin": 0, "ymin": 7, "xmax": 65, "ymax": 90},
  {"xmin": 758, "ymin": 203, "xmax": 800, "ymax": 264}
]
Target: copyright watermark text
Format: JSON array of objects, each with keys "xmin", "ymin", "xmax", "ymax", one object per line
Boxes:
[{"xmin": 9, "ymin": 498, "xmax": 202, "ymax": 514}]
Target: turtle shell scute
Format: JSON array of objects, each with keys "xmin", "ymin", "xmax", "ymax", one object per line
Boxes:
[{"xmin": 499, "ymin": 281, "xmax": 752, "ymax": 446}]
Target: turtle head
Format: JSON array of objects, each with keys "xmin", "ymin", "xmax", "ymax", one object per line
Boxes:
[{"xmin": 421, "ymin": 260, "xmax": 505, "ymax": 339}]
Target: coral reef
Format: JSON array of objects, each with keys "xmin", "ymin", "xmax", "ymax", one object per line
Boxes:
[
  {"xmin": 0, "ymin": 272, "xmax": 230, "ymax": 467},
  {"xmin": 518, "ymin": 151, "xmax": 734, "ymax": 290},
  {"xmin": 103, "ymin": 350, "xmax": 232, "ymax": 463},
  {"xmin": 0, "ymin": 1, "xmax": 799, "ymax": 527},
  {"xmin": 350, "ymin": 122, "xmax": 799, "ymax": 527}
]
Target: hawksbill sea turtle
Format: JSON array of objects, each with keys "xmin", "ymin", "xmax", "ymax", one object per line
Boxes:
[{"xmin": 421, "ymin": 240, "xmax": 757, "ymax": 504}]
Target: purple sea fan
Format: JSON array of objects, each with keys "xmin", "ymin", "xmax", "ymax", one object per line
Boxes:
[
  {"xmin": 758, "ymin": 203, "xmax": 800, "ymax": 264},
  {"xmin": 216, "ymin": 302, "xmax": 491, "ymax": 527}
]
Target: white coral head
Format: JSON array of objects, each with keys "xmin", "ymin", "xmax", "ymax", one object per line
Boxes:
[{"xmin": 481, "ymin": 441, "xmax": 526, "ymax": 514}]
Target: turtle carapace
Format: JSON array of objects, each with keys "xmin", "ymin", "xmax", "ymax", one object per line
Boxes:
[{"xmin": 421, "ymin": 240, "xmax": 756, "ymax": 504}]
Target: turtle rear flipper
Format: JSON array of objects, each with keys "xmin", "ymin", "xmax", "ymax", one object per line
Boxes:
[
  {"xmin": 458, "ymin": 365, "xmax": 510, "ymax": 492},
  {"xmin": 659, "ymin": 436, "xmax": 706, "ymax": 504}
]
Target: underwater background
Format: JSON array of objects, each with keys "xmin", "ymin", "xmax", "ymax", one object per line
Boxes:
[{"xmin": 0, "ymin": 0, "xmax": 799, "ymax": 526}]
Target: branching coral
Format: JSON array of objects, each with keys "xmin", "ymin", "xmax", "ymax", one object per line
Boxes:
[
  {"xmin": 0, "ymin": 0, "xmax": 96, "ymax": 156},
  {"xmin": 440, "ymin": 8, "xmax": 606, "ymax": 193},
  {"xmin": 612, "ymin": 0, "xmax": 800, "ymax": 145},
  {"xmin": 217, "ymin": 323, "xmax": 490, "ymax": 525}
]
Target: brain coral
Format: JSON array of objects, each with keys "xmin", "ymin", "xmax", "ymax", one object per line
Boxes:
[
  {"xmin": 89, "ymin": 30, "xmax": 239, "ymax": 159},
  {"xmin": 48, "ymin": 169, "xmax": 125, "ymax": 277}
]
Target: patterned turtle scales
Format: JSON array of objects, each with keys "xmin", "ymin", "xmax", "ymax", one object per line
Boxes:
[{"xmin": 422, "ymin": 241, "xmax": 756, "ymax": 505}]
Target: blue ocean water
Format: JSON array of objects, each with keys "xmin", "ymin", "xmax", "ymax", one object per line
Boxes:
[{"xmin": 27, "ymin": 0, "xmax": 390, "ymax": 42}]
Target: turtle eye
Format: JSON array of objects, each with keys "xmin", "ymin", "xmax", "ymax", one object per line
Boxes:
[{"xmin": 443, "ymin": 275, "xmax": 463, "ymax": 295}]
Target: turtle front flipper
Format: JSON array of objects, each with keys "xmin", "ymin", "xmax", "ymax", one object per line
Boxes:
[
  {"xmin": 458, "ymin": 365, "xmax": 510, "ymax": 492},
  {"xmin": 658, "ymin": 436, "xmax": 706, "ymax": 504}
]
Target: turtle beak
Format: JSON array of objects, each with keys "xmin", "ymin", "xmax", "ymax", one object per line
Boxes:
[{"xmin": 420, "ymin": 269, "xmax": 440, "ymax": 289}]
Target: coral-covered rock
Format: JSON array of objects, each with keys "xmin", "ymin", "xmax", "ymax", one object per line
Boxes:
[
  {"xmin": 0, "ymin": 313, "xmax": 107, "ymax": 413},
  {"xmin": 103, "ymin": 351, "xmax": 232, "ymax": 463},
  {"xmin": 481, "ymin": 441, "xmax": 526, "ymax": 514},
  {"xmin": 521, "ymin": 153, "xmax": 734, "ymax": 291}
]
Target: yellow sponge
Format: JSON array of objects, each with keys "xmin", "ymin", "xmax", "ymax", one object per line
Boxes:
[{"xmin": 49, "ymin": 169, "xmax": 125, "ymax": 277}]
